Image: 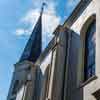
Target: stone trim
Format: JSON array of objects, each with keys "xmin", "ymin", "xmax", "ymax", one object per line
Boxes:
[{"xmin": 63, "ymin": 0, "xmax": 92, "ymax": 28}]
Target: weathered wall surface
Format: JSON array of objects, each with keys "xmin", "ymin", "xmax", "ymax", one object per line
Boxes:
[
  {"xmin": 51, "ymin": 28, "xmax": 68, "ymax": 100},
  {"xmin": 64, "ymin": 30, "xmax": 82, "ymax": 100}
]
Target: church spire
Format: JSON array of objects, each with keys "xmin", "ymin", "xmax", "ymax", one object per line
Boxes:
[{"xmin": 20, "ymin": 3, "xmax": 46, "ymax": 62}]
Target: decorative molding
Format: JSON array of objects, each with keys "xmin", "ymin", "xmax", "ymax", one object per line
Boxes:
[{"xmin": 63, "ymin": 0, "xmax": 92, "ymax": 28}]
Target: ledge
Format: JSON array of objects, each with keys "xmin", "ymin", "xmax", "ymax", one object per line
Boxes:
[{"xmin": 79, "ymin": 75, "xmax": 98, "ymax": 88}]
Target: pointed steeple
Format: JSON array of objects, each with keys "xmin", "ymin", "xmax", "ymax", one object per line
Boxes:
[{"xmin": 20, "ymin": 3, "xmax": 46, "ymax": 62}]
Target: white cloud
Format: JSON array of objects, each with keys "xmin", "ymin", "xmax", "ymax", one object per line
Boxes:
[
  {"xmin": 21, "ymin": 8, "xmax": 60, "ymax": 35},
  {"xmin": 15, "ymin": 29, "xmax": 30, "ymax": 36},
  {"xmin": 67, "ymin": 0, "xmax": 80, "ymax": 7},
  {"xmin": 21, "ymin": 9, "xmax": 40, "ymax": 26},
  {"xmin": 15, "ymin": 1, "xmax": 61, "ymax": 38},
  {"xmin": 15, "ymin": 29, "xmax": 26, "ymax": 36}
]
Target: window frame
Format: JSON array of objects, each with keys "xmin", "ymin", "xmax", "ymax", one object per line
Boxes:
[
  {"xmin": 79, "ymin": 14, "xmax": 97, "ymax": 85},
  {"xmin": 84, "ymin": 21, "xmax": 96, "ymax": 81}
]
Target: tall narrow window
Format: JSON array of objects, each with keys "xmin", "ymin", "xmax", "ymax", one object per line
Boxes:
[{"xmin": 84, "ymin": 20, "xmax": 96, "ymax": 81}]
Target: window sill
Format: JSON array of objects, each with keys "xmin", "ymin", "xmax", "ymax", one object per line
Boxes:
[{"xmin": 79, "ymin": 75, "xmax": 97, "ymax": 88}]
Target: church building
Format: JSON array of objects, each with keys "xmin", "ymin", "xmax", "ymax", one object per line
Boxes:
[{"xmin": 7, "ymin": 0, "xmax": 100, "ymax": 100}]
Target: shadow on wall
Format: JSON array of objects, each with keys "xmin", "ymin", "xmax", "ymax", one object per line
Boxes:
[{"xmin": 64, "ymin": 31, "xmax": 83, "ymax": 100}]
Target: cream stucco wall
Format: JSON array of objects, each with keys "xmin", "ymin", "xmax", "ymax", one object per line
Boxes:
[
  {"xmin": 70, "ymin": 0, "xmax": 100, "ymax": 100},
  {"xmin": 71, "ymin": 0, "xmax": 96, "ymax": 34}
]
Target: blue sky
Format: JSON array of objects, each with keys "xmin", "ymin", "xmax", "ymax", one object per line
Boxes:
[{"xmin": 0, "ymin": 0, "xmax": 79, "ymax": 100}]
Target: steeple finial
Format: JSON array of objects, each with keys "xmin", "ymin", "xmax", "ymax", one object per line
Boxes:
[{"xmin": 40, "ymin": 2, "xmax": 47, "ymax": 16}]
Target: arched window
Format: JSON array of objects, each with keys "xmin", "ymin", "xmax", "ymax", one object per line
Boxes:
[{"xmin": 84, "ymin": 20, "xmax": 96, "ymax": 81}]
